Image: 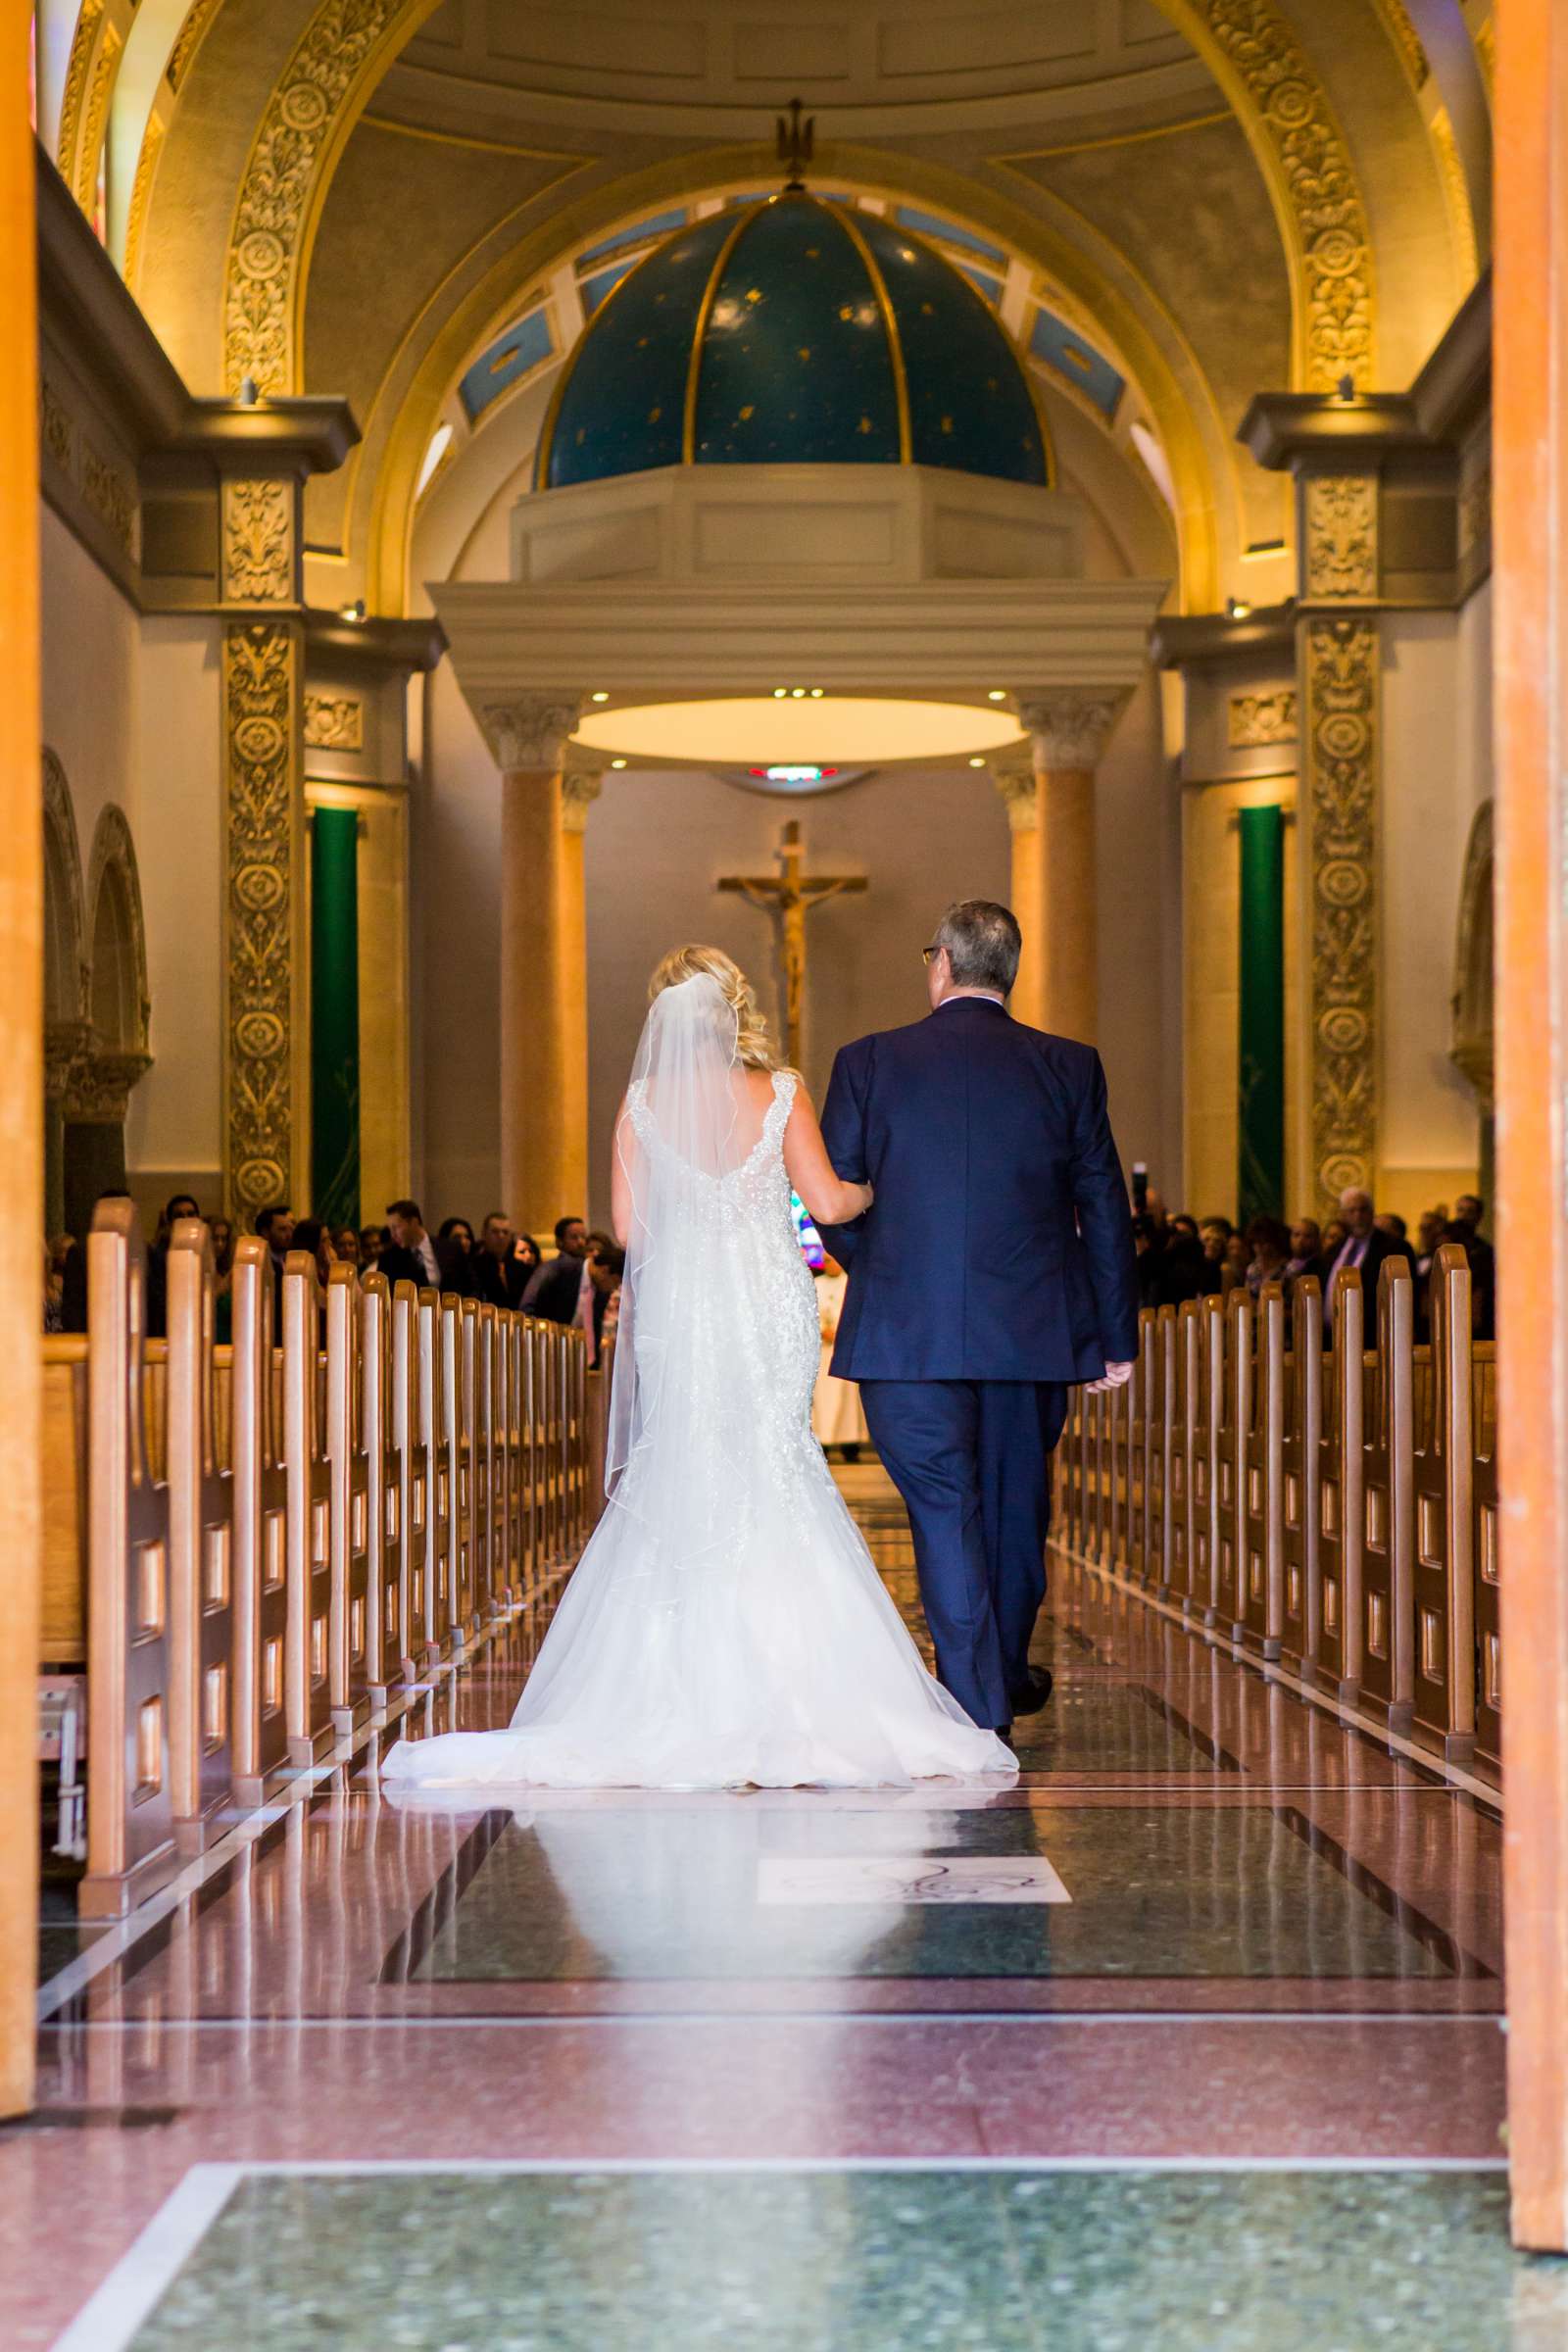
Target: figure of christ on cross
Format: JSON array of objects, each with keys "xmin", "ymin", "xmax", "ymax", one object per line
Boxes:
[{"xmin": 717, "ymin": 819, "xmax": 867, "ymax": 1067}]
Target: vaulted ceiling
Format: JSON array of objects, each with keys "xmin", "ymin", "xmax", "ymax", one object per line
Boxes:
[{"xmin": 35, "ymin": 0, "xmax": 1493, "ymax": 613}]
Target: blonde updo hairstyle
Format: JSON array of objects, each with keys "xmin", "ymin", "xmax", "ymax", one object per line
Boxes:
[{"xmin": 648, "ymin": 945, "xmax": 779, "ymax": 1071}]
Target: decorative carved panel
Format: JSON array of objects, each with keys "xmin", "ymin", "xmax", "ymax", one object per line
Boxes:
[
  {"xmin": 223, "ymin": 621, "xmax": 302, "ymax": 1214},
  {"xmin": 1304, "ymin": 474, "xmax": 1378, "ymax": 602},
  {"xmin": 80, "ymin": 444, "xmax": 135, "ymax": 554},
  {"xmin": 1198, "ymin": 0, "xmax": 1374, "ymax": 392},
  {"xmin": 1302, "ymin": 615, "xmax": 1379, "ymax": 1209},
  {"xmin": 304, "ymin": 693, "xmax": 364, "ymax": 752},
  {"xmin": 1228, "ymin": 689, "xmax": 1298, "ymax": 748},
  {"xmin": 222, "ymin": 478, "xmax": 294, "ymax": 604}
]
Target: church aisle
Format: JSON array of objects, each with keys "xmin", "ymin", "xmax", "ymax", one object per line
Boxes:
[{"xmin": 6, "ymin": 1469, "xmax": 1531, "ymax": 2349}]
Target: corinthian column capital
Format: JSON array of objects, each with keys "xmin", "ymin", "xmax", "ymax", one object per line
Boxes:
[
  {"xmin": 479, "ymin": 695, "xmax": 585, "ymax": 772},
  {"xmin": 1015, "ymin": 687, "xmax": 1132, "ymax": 771},
  {"xmin": 988, "ymin": 749, "xmax": 1038, "ymax": 832},
  {"xmin": 561, "ymin": 758, "xmax": 608, "ymax": 835}
]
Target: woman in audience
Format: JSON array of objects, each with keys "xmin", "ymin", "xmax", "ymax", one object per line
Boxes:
[
  {"xmin": 1244, "ymin": 1215, "xmax": 1294, "ymax": 1298},
  {"xmin": 333, "ymin": 1226, "xmax": 362, "ymax": 1269},
  {"xmin": 360, "ymin": 1225, "xmax": 386, "ymax": 1269},
  {"xmin": 438, "ymin": 1215, "xmax": 475, "ymax": 1261}
]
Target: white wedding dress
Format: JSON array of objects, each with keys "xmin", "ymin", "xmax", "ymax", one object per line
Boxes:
[{"xmin": 381, "ymin": 974, "xmax": 1013, "ymax": 1791}]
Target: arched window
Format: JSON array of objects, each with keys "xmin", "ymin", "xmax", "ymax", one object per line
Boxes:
[{"xmin": 85, "ymin": 804, "xmax": 150, "ymax": 1055}]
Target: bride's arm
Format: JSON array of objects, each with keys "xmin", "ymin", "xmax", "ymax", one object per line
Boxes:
[
  {"xmin": 783, "ymin": 1085, "xmax": 873, "ymax": 1227},
  {"xmin": 610, "ymin": 1097, "xmax": 635, "ymax": 1247}
]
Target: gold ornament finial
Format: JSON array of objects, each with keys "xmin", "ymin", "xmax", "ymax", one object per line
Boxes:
[{"xmin": 775, "ymin": 97, "xmax": 814, "ymax": 192}]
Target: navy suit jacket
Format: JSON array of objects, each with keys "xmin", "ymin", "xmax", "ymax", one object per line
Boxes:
[{"xmin": 816, "ymin": 998, "xmax": 1140, "ymax": 1384}]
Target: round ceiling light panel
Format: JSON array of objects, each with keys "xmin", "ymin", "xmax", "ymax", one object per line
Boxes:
[{"xmin": 573, "ymin": 697, "xmax": 1024, "ymax": 765}]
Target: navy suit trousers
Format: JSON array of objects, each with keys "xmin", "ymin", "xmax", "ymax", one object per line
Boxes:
[{"xmin": 858, "ymin": 1379, "xmax": 1068, "ymax": 1731}]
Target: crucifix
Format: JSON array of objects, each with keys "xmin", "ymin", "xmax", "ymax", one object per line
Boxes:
[{"xmin": 718, "ymin": 819, "xmax": 867, "ymax": 1066}]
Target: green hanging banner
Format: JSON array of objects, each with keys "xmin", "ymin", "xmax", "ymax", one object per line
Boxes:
[
  {"xmin": 310, "ymin": 806, "xmax": 361, "ymax": 1232},
  {"xmin": 1237, "ymin": 803, "xmax": 1286, "ymax": 1227}
]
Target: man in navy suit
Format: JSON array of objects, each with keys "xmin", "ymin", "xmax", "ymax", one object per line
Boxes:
[{"xmin": 817, "ymin": 900, "xmax": 1139, "ymax": 1735}]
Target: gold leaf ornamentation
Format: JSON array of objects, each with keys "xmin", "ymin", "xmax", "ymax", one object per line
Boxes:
[
  {"xmin": 222, "ymin": 0, "xmax": 409, "ymax": 394},
  {"xmin": 224, "ymin": 622, "xmax": 302, "ymax": 1212},
  {"xmin": 1228, "ymin": 689, "xmax": 1298, "ymax": 748},
  {"xmin": 1303, "ymin": 615, "xmax": 1378, "ymax": 1210},
  {"xmin": 1199, "ymin": 0, "xmax": 1375, "ymax": 392},
  {"xmin": 222, "ymin": 478, "xmax": 294, "ymax": 604}
]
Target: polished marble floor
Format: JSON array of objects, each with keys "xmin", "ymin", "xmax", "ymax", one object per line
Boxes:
[{"xmin": 6, "ymin": 1465, "xmax": 1533, "ymax": 2349}]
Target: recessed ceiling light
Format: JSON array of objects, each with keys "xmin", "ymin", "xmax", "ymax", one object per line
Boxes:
[
  {"xmin": 809, "ymin": 687, "xmax": 824, "ymax": 698},
  {"xmin": 987, "ymin": 689, "xmax": 1006, "ymax": 703},
  {"xmin": 611, "ymin": 758, "xmax": 627, "ymax": 769},
  {"xmin": 772, "ymin": 687, "xmax": 788, "ymax": 699},
  {"xmin": 591, "ymin": 691, "xmax": 610, "ymax": 704},
  {"xmin": 968, "ymin": 756, "xmax": 986, "ymax": 768},
  {"xmin": 791, "ymin": 687, "xmax": 807, "ymax": 698}
]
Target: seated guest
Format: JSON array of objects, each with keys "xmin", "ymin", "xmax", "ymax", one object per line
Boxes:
[
  {"xmin": 376, "ymin": 1200, "xmax": 471, "ymax": 1295},
  {"xmin": 359, "ymin": 1224, "xmax": 385, "ymax": 1269},
  {"xmin": 1452, "ymin": 1194, "xmax": 1495, "ymax": 1340},
  {"xmin": 527, "ymin": 1215, "xmax": 591, "ymax": 1323},
  {"xmin": 1132, "ymin": 1212, "xmax": 1166, "ymax": 1309},
  {"xmin": 1287, "ymin": 1217, "xmax": 1322, "ymax": 1286},
  {"xmin": 289, "ymin": 1218, "xmax": 337, "ymax": 1288},
  {"xmin": 60, "ymin": 1188, "xmax": 132, "ymax": 1331},
  {"xmin": 210, "ymin": 1216, "xmax": 234, "ymax": 1276},
  {"xmin": 1321, "ymin": 1188, "xmax": 1403, "ymax": 1329},
  {"xmin": 147, "ymin": 1191, "xmax": 200, "ymax": 1338},
  {"xmin": 1244, "ymin": 1215, "xmax": 1293, "ymax": 1298},
  {"xmin": 1222, "ymin": 1230, "xmax": 1252, "ymax": 1293},
  {"xmin": 438, "ymin": 1215, "xmax": 475, "ymax": 1262},
  {"xmin": 471, "ymin": 1211, "xmax": 532, "ymax": 1311},
  {"xmin": 332, "ymin": 1226, "xmax": 361, "ymax": 1270},
  {"xmin": 587, "ymin": 1240, "xmax": 624, "ymax": 1364},
  {"xmin": 1152, "ymin": 1223, "xmax": 1206, "ymax": 1307}
]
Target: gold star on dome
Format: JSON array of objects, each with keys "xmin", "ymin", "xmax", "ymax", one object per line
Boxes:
[
  {"xmin": 805, "ymin": 246, "xmax": 820, "ymax": 258},
  {"xmin": 648, "ymin": 406, "xmax": 662, "ymax": 422},
  {"xmin": 921, "ymin": 301, "xmax": 935, "ymax": 316},
  {"xmin": 746, "ymin": 288, "xmax": 762, "ymax": 304},
  {"xmin": 798, "ymin": 347, "xmax": 811, "ymax": 362},
  {"xmin": 838, "ymin": 305, "xmax": 854, "ymax": 321},
  {"xmin": 940, "ymin": 416, "xmax": 954, "ymax": 433},
  {"xmin": 738, "ymin": 404, "xmax": 755, "ymax": 420},
  {"xmin": 858, "ymin": 415, "xmax": 873, "ymax": 433}
]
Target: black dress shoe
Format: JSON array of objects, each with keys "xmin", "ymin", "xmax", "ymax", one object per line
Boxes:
[{"xmin": 1008, "ymin": 1669, "xmax": 1054, "ymax": 1717}]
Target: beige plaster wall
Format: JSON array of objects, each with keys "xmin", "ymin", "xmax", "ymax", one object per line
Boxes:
[
  {"xmin": 40, "ymin": 502, "xmax": 139, "ymax": 850},
  {"xmin": 1095, "ymin": 666, "xmax": 1184, "ymax": 1198},
  {"xmin": 123, "ymin": 615, "xmax": 223, "ymax": 1207},
  {"xmin": 1377, "ymin": 593, "xmax": 1493, "ymax": 1221},
  {"xmin": 582, "ymin": 764, "xmax": 1013, "ymax": 1232}
]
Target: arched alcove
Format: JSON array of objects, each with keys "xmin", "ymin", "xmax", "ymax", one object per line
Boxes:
[
  {"xmin": 84, "ymin": 804, "xmax": 150, "ymax": 1056},
  {"xmin": 40, "ymin": 750, "xmax": 89, "ymax": 1233}
]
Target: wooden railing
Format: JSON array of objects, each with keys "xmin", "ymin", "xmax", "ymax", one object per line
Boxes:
[
  {"xmin": 1057, "ymin": 1246, "xmax": 1499, "ymax": 1781},
  {"xmin": 39, "ymin": 1203, "xmax": 601, "ymax": 1918}
]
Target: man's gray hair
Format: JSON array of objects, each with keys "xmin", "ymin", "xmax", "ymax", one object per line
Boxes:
[{"xmin": 933, "ymin": 900, "xmax": 1023, "ymax": 995}]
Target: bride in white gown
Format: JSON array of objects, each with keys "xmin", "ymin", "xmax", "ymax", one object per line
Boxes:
[{"xmin": 381, "ymin": 946, "xmax": 1014, "ymax": 1791}]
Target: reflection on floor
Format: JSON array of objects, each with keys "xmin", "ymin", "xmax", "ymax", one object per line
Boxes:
[{"xmin": 5, "ymin": 1464, "xmax": 1531, "ymax": 2349}]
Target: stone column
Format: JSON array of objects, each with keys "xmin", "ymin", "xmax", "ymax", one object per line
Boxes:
[
  {"xmin": 483, "ymin": 699, "xmax": 587, "ymax": 1235},
  {"xmin": 1013, "ymin": 690, "xmax": 1131, "ymax": 1043},
  {"xmin": 988, "ymin": 748, "xmax": 1044, "ymax": 1028}
]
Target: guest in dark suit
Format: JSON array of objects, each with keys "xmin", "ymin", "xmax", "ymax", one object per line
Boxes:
[
  {"xmin": 1321, "ymin": 1188, "xmax": 1408, "ymax": 1329},
  {"xmin": 817, "ymin": 899, "xmax": 1139, "ymax": 1735},
  {"xmin": 528, "ymin": 1216, "xmax": 592, "ymax": 1325},
  {"xmin": 471, "ymin": 1211, "xmax": 534, "ymax": 1311},
  {"xmin": 376, "ymin": 1199, "xmax": 471, "ymax": 1295}
]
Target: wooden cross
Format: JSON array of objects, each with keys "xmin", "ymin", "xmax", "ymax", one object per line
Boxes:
[{"xmin": 718, "ymin": 819, "xmax": 867, "ymax": 1066}]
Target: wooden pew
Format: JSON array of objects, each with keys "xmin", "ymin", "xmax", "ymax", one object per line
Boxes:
[
  {"xmin": 1360, "ymin": 1255, "xmax": 1416, "ymax": 1733},
  {"xmin": 281, "ymin": 1251, "xmax": 334, "ymax": 1768},
  {"xmin": 1238, "ymin": 1282, "xmax": 1287, "ymax": 1662},
  {"xmin": 416, "ymin": 1287, "xmax": 454, "ymax": 1666},
  {"xmin": 359, "ymin": 1271, "xmax": 402, "ymax": 1711},
  {"xmin": 1281, "ymin": 1275, "xmax": 1324, "ymax": 1675},
  {"xmin": 1166, "ymin": 1300, "xmax": 1200, "ymax": 1613},
  {"xmin": 324, "ymin": 1262, "xmax": 372, "ymax": 1742},
  {"xmin": 1411, "ymin": 1243, "xmax": 1477, "ymax": 1761},
  {"xmin": 229, "ymin": 1238, "xmax": 290, "ymax": 1805},
  {"xmin": 80, "ymin": 1200, "xmax": 179, "ymax": 1919},
  {"xmin": 1315, "ymin": 1265, "xmax": 1366, "ymax": 1705},
  {"xmin": 389, "ymin": 1278, "xmax": 431, "ymax": 1683},
  {"xmin": 165, "ymin": 1218, "xmax": 234, "ymax": 1851}
]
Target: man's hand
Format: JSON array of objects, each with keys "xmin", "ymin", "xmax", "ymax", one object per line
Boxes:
[{"xmin": 1085, "ymin": 1359, "xmax": 1136, "ymax": 1395}]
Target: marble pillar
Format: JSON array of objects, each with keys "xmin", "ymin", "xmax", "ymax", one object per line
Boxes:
[
  {"xmin": 1014, "ymin": 691, "xmax": 1131, "ymax": 1044},
  {"xmin": 989, "ymin": 750, "xmax": 1044, "ymax": 1028},
  {"xmin": 484, "ymin": 700, "xmax": 587, "ymax": 1236}
]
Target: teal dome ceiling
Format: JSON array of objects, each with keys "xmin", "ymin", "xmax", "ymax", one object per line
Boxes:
[{"xmin": 535, "ymin": 193, "xmax": 1053, "ymax": 493}]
